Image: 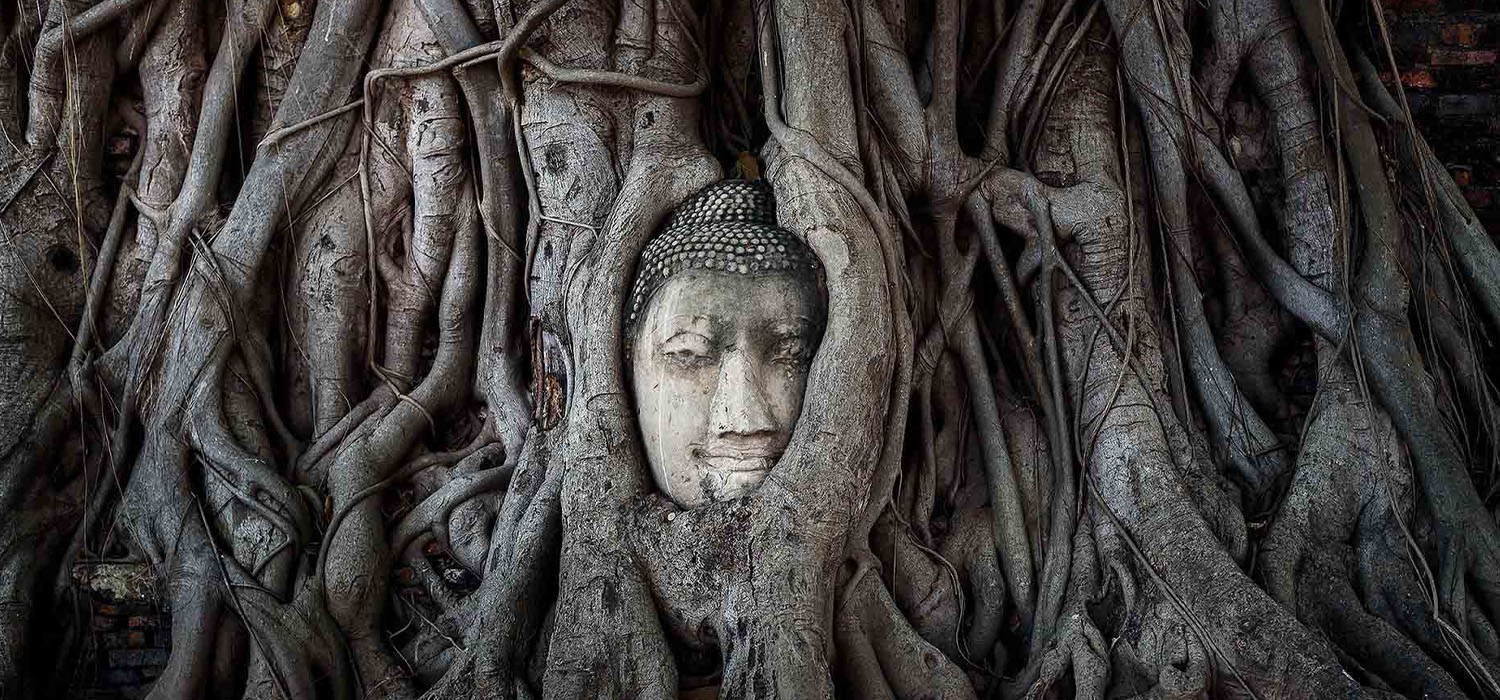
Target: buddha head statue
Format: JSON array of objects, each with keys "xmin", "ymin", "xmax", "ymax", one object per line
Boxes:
[{"xmin": 626, "ymin": 180, "xmax": 827, "ymax": 509}]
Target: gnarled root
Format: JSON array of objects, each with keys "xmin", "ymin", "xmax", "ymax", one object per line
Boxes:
[{"xmin": 1004, "ymin": 522, "xmax": 1108, "ymax": 700}]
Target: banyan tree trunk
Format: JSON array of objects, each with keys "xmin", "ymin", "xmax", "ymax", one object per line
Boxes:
[{"xmin": 0, "ymin": 0, "xmax": 1498, "ymax": 698}]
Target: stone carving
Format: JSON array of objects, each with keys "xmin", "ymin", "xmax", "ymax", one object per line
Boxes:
[{"xmin": 626, "ymin": 180, "xmax": 826, "ymax": 508}]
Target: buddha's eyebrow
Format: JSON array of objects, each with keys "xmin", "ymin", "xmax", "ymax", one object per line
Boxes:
[
  {"xmin": 662, "ymin": 315, "xmax": 716, "ymax": 336},
  {"xmin": 765, "ymin": 316, "xmax": 815, "ymax": 338}
]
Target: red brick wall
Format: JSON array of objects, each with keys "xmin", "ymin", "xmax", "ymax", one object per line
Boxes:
[
  {"xmin": 1380, "ymin": 0, "xmax": 1500, "ymax": 232},
  {"xmin": 71, "ymin": 562, "xmax": 169, "ymax": 699}
]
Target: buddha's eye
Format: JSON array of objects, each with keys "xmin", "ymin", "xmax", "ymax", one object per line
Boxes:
[
  {"xmin": 660, "ymin": 333, "xmax": 714, "ymax": 368},
  {"xmin": 771, "ymin": 337, "xmax": 811, "ymax": 367}
]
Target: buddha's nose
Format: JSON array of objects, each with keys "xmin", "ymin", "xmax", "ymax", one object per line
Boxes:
[{"xmin": 708, "ymin": 350, "xmax": 777, "ymax": 439}]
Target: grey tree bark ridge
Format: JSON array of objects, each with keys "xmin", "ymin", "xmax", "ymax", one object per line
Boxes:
[{"xmin": 0, "ymin": 0, "xmax": 1496, "ymax": 698}]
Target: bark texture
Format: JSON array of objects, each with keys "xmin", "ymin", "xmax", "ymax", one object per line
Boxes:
[{"xmin": 0, "ymin": 0, "xmax": 1498, "ymax": 698}]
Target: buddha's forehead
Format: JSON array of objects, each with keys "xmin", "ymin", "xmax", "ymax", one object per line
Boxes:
[{"xmin": 644, "ymin": 269, "xmax": 822, "ymax": 335}]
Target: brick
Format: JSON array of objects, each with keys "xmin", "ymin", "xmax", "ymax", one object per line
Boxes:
[
  {"xmin": 1444, "ymin": 0, "xmax": 1499, "ymax": 11},
  {"xmin": 99, "ymin": 631, "xmax": 127, "ymax": 648},
  {"xmin": 101, "ymin": 668, "xmax": 140, "ymax": 687},
  {"xmin": 1442, "ymin": 23, "xmax": 1481, "ymax": 46},
  {"xmin": 107, "ymin": 649, "xmax": 169, "ymax": 668},
  {"xmin": 1383, "ymin": 0, "xmax": 1439, "ymax": 11},
  {"xmin": 1430, "ymin": 48, "xmax": 1498, "ymax": 66},
  {"xmin": 1437, "ymin": 94, "xmax": 1495, "ymax": 116},
  {"xmin": 1403, "ymin": 69, "xmax": 1438, "ymax": 88}
]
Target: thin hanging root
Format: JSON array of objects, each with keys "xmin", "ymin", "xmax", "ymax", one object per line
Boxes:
[
  {"xmin": 953, "ymin": 308, "xmax": 1036, "ymax": 625},
  {"xmin": 1028, "ymin": 190, "xmax": 1082, "ymax": 649},
  {"xmin": 1164, "ymin": 226, "xmax": 1290, "ymax": 497},
  {"xmin": 1018, "ymin": 1, "xmax": 1103, "ymax": 160},
  {"xmin": 258, "ymin": 99, "xmax": 366, "ymax": 148},
  {"xmin": 1051, "ymin": 248, "xmax": 1188, "ymax": 457},
  {"xmin": 193, "ymin": 499, "xmax": 296, "ymax": 700},
  {"xmin": 959, "ymin": 172, "xmax": 1081, "ymax": 644},
  {"xmin": 1350, "ymin": 48, "xmax": 1500, "ymax": 338},
  {"xmin": 1192, "ymin": 129, "xmax": 1344, "ymax": 339},
  {"xmin": 1011, "ymin": 0, "xmax": 1086, "ymax": 123},
  {"xmin": 1100, "ymin": 0, "xmax": 1310, "ymax": 505},
  {"xmin": 361, "ymin": 0, "xmax": 570, "ymax": 115},
  {"xmin": 924, "ymin": 150, "xmax": 1037, "ymax": 618},
  {"xmin": 228, "ymin": 568, "xmax": 355, "ymax": 700},
  {"xmin": 986, "ymin": 0, "xmax": 1050, "ymax": 160},
  {"xmin": 518, "ymin": 48, "xmax": 708, "ymax": 97},
  {"xmin": 911, "ymin": 378, "xmax": 938, "ymax": 539},
  {"xmin": 69, "ymin": 146, "xmax": 142, "ymax": 375}
]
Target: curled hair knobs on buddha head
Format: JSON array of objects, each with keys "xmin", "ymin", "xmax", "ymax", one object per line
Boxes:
[{"xmin": 625, "ymin": 179, "xmax": 824, "ymax": 345}]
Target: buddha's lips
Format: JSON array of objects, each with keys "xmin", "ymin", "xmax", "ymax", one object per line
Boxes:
[{"xmin": 699, "ymin": 454, "xmax": 779, "ymax": 473}]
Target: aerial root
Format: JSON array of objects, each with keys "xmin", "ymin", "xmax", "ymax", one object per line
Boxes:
[
  {"xmin": 426, "ymin": 434, "xmax": 561, "ymax": 700},
  {"xmin": 188, "ymin": 381, "xmax": 310, "ymax": 549},
  {"xmin": 389, "ymin": 442, "xmax": 510, "ymax": 570},
  {"xmin": 1006, "ymin": 523, "xmax": 1107, "ymax": 700},
  {"xmin": 1014, "ymin": 611, "xmax": 1109, "ymax": 700},
  {"xmin": 1330, "ymin": 577, "xmax": 1471, "ymax": 697},
  {"xmin": 837, "ymin": 569, "xmax": 977, "ymax": 700}
]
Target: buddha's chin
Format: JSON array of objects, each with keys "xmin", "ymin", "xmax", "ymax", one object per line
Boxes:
[{"xmin": 672, "ymin": 457, "xmax": 774, "ymax": 507}]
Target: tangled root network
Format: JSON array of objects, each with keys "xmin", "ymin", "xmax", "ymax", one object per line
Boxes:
[{"xmin": 0, "ymin": 0, "xmax": 1497, "ymax": 698}]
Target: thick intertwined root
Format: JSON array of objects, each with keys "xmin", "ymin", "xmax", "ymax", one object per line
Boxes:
[{"xmin": 3, "ymin": 0, "xmax": 1500, "ymax": 698}]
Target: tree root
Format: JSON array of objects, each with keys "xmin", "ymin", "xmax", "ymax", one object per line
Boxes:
[{"xmin": 4, "ymin": 0, "xmax": 1499, "ymax": 698}]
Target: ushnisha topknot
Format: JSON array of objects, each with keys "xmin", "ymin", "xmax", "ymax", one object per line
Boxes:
[{"xmin": 625, "ymin": 179, "xmax": 824, "ymax": 335}]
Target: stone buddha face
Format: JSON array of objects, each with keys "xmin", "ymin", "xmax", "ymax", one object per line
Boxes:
[{"xmin": 626, "ymin": 181, "xmax": 825, "ymax": 509}]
